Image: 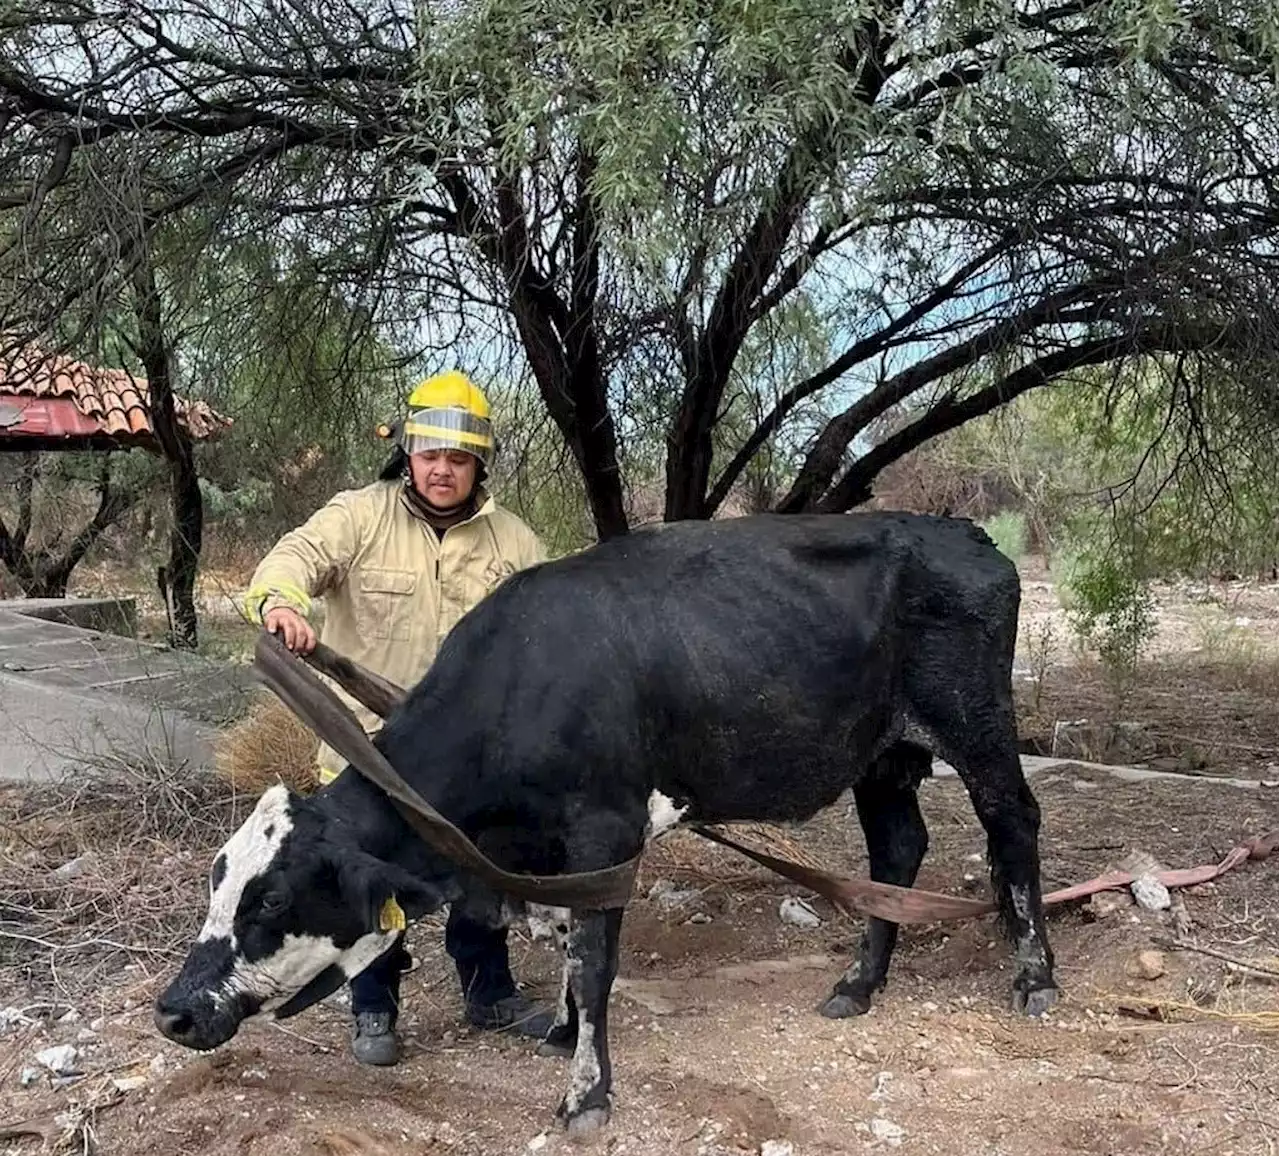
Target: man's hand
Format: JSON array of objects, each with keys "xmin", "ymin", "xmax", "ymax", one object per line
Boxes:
[{"xmin": 264, "ymin": 606, "xmax": 317, "ymax": 655}]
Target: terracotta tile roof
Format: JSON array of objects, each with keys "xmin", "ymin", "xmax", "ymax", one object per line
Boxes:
[{"xmin": 0, "ymin": 347, "xmax": 231, "ymax": 443}]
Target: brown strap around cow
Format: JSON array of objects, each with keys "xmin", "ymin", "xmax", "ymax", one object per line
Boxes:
[
  {"xmin": 689, "ymin": 824, "xmax": 999, "ymax": 922},
  {"xmin": 305, "ymin": 641, "xmax": 407, "ymax": 721},
  {"xmin": 277, "ymin": 635, "xmax": 1279, "ymax": 925},
  {"xmin": 253, "ymin": 632, "xmax": 640, "ymax": 909}
]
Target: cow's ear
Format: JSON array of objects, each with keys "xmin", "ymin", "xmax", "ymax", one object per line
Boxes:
[{"xmin": 338, "ymin": 851, "xmax": 453, "ymax": 927}]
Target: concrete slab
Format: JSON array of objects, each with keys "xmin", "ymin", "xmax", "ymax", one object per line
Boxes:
[
  {"xmin": 28, "ymin": 651, "xmax": 197, "ymax": 689},
  {"xmin": 0, "ymin": 636, "xmax": 127, "ymax": 671},
  {"xmin": 0, "ymin": 675, "xmax": 221, "ymax": 783},
  {"xmin": 0, "ymin": 614, "xmax": 102, "ymax": 649},
  {"xmin": 105, "ymin": 667, "xmax": 257, "ymax": 728},
  {"xmin": 0, "ymin": 607, "xmax": 259, "ymax": 783},
  {"xmin": 930, "ymin": 753, "xmax": 1275, "ymax": 792}
]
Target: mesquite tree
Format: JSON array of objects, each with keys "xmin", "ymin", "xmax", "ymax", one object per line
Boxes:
[{"xmin": 1, "ymin": 0, "xmax": 1274, "ymax": 541}]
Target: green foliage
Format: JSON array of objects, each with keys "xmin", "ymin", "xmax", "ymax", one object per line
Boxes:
[
  {"xmin": 979, "ymin": 511, "xmax": 1028, "ymax": 564},
  {"xmin": 1060, "ymin": 547, "xmax": 1159, "ymax": 697},
  {"xmin": 197, "ymin": 477, "xmax": 274, "ymax": 525},
  {"xmin": 893, "ymin": 355, "xmax": 1278, "ymax": 581},
  {"xmin": 884, "ymin": 350, "xmax": 1276, "ymax": 700},
  {"xmin": 1053, "ymin": 360, "xmax": 1276, "ymax": 579},
  {"xmin": 1189, "ymin": 605, "xmax": 1264, "ymax": 668}
]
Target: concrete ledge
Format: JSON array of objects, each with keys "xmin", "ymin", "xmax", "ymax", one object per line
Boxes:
[
  {"xmin": 1, "ymin": 596, "xmax": 137, "ymax": 639},
  {"xmin": 932, "ymin": 753, "xmax": 1276, "ymax": 792}
]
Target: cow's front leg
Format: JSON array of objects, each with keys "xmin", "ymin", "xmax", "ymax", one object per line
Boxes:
[{"xmin": 553, "ymin": 908, "xmax": 622, "ymax": 1134}]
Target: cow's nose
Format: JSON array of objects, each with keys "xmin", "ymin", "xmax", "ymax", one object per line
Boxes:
[{"xmin": 154, "ymin": 1001, "xmax": 195, "ymax": 1043}]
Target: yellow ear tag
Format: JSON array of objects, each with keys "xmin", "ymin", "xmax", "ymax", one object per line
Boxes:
[{"xmin": 379, "ymin": 897, "xmax": 407, "ymax": 932}]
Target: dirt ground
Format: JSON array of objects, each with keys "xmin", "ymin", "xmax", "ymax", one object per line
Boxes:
[
  {"xmin": 1, "ymin": 570, "xmax": 1276, "ymax": 1156},
  {"xmin": 1007, "ymin": 565, "xmax": 1278, "ymax": 781}
]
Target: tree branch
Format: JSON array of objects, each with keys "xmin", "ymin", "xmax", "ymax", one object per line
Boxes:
[
  {"xmin": 779, "ymin": 213, "xmax": 1274, "ymax": 513},
  {"xmin": 54, "ymin": 454, "xmax": 137, "ymax": 581},
  {"xmin": 666, "ymin": 30, "xmax": 891, "ymax": 520},
  {"xmin": 815, "ymin": 320, "xmax": 1245, "ymax": 512},
  {"xmin": 0, "ymin": 132, "xmax": 72, "ymax": 210},
  {"xmin": 777, "ymin": 284, "xmax": 1106, "ymax": 512},
  {"xmin": 706, "ymin": 238, "xmax": 1013, "ymax": 515},
  {"xmin": 564, "ymin": 145, "xmax": 628, "ymax": 537}
]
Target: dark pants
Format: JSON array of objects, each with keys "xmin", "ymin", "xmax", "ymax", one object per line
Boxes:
[{"xmin": 350, "ymin": 906, "xmax": 516, "ymax": 1021}]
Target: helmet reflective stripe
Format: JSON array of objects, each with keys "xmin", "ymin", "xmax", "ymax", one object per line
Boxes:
[{"xmin": 399, "ymin": 405, "xmax": 495, "ymax": 467}]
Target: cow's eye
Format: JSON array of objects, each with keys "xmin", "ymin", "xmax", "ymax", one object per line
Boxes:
[{"xmin": 261, "ymin": 890, "xmax": 289, "ymax": 916}]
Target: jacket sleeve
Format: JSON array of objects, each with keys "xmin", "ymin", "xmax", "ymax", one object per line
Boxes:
[{"xmin": 243, "ymin": 492, "xmax": 366, "ymax": 624}]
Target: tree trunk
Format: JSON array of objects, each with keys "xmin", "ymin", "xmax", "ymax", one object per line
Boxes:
[
  {"xmin": 23, "ymin": 562, "xmax": 71, "ymax": 599},
  {"xmin": 133, "ymin": 255, "xmax": 202, "ymax": 650},
  {"xmin": 162, "ymin": 466, "xmax": 202, "ymax": 648},
  {"xmin": 25, "ymin": 565, "xmax": 70, "ymax": 601},
  {"xmin": 0, "ymin": 452, "xmax": 137, "ymax": 598}
]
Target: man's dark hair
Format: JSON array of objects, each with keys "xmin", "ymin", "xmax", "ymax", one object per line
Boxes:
[{"xmin": 378, "ymin": 447, "xmax": 407, "ymax": 481}]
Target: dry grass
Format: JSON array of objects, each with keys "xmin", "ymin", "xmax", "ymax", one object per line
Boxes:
[
  {"xmin": 0, "ymin": 753, "xmax": 250, "ymax": 1007},
  {"xmin": 1087, "ymin": 971, "xmax": 1280, "ymax": 1035},
  {"xmin": 213, "ymin": 695, "xmax": 319, "ymax": 797},
  {"xmin": 1123, "ymin": 998, "xmax": 1278, "ymax": 1033},
  {"xmin": 0, "ymin": 1073, "xmax": 126, "ymax": 1153}
]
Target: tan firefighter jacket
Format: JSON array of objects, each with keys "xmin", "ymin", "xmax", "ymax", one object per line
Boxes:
[{"xmin": 244, "ymin": 480, "xmax": 547, "ymax": 781}]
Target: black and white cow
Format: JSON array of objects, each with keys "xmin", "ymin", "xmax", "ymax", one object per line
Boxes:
[{"xmin": 155, "ymin": 512, "xmax": 1057, "ymax": 1132}]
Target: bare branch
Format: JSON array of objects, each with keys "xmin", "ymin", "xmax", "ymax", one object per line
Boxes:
[
  {"xmin": 707, "ymin": 238, "xmax": 1015, "ymax": 516},
  {"xmin": 817, "ymin": 319, "xmax": 1251, "ymax": 513}
]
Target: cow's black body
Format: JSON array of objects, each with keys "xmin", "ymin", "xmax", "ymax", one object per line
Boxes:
[{"xmin": 157, "ymin": 513, "xmax": 1057, "ymax": 1132}]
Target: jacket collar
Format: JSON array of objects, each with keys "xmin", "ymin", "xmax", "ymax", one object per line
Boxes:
[{"xmin": 396, "ymin": 482, "xmax": 496, "ymax": 531}]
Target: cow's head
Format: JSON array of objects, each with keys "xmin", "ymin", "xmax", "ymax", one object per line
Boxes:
[{"xmin": 154, "ymin": 784, "xmax": 450, "ymax": 1050}]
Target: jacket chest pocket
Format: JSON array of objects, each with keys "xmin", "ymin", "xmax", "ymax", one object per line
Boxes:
[
  {"xmin": 356, "ymin": 568, "xmax": 418, "ymax": 641},
  {"xmin": 481, "ymin": 557, "xmax": 517, "ymax": 595}
]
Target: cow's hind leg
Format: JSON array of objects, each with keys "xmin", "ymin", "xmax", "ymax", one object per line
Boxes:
[
  {"xmin": 820, "ymin": 744, "xmax": 930, "ymax": 1018},
  {"xmin": 554, "ymin": 908, "xmax": 622, "ymax": 1134},
  {"xmin": 536, "ymin": 911, "xmax": 577, "ymax": 1059},
  {"xmin": 946, "ymin": 735, "xmax": 1057, "ymax": 1016}
]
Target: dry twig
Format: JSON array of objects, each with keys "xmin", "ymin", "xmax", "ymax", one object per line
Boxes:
[{"xmin": 1150, "ymin": 934, "xmax": 1280, "ymax": 980}]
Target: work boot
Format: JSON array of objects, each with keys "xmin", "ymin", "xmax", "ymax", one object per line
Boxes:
[
  {"xmin": 465, "ymin": 993, "xmax": 555, "ymax": 1039},
  {"xmin": 351, "ymin": 1011, "xmax": 401, "ymax": 1066}
]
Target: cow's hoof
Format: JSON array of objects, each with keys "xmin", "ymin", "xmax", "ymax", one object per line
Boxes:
[
  {"xmin": 818, "ymin": 990, "xmax": 871, "ymax": 1019},
  {"xmin": 1013, "ymin": 982, "xmax": 1058, "ymax": 1018},
  {"xmin": 565, "ymin": 1106, "xmax": 611, "ymax": 1135}
]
